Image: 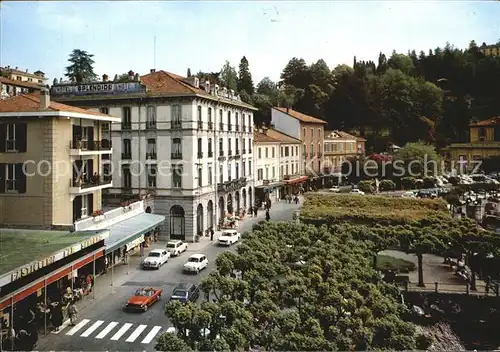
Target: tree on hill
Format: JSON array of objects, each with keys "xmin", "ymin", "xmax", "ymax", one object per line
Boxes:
[
  {"xmin": 187, "ymin": 68, "xmax": 192, "ymax": 77},
  {"xmin": 65, "ymin": 49, "xmax": 98, "ymax": 83},
  {"xmin": 237, "ymin": 56, "xmax": 254, "ymax": 95},
  {"xmin": 219, "ymin": 61, "xmax": 238, "ymax": 91}
]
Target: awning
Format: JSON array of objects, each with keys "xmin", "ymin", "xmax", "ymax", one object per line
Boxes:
[
  {"xmin": 256, "ymin": 182, "xmax": 285, "ymax": 191},
  {"xmin": 105, "ymin": 213, "xmax": 165, "ymax": 253},
  {"xmin": 284, "ymin": 176, "xmax": 309, "ymax": 185}
]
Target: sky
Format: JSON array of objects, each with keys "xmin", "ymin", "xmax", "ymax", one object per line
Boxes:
[{"xmin": 1, "ymin": 1, "xmax": 500, "ymax": 85}]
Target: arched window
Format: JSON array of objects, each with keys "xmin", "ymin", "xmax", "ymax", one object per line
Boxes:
[
  {"xmin": 197, "ymin": 138, "xmax": 202, "ymax": 157},
  {"xmin": 227, "ymin": 111, "xmax": 232, "ymax": 131},
  {"xmin": 170, "ymin": 205, "xmax": 185, "ymax": 239},
  {"xmin": 208, "ymin": 138, "xmax": 212, "ymax": 156}
]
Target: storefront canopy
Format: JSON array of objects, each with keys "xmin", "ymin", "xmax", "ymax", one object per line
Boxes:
[
  {"xmin": 105, "ymin": 213, "xmax": 165, "ymax": 253},
  {"xmin": 256, "ymin": 181, "xmax": 285, "ymax": 191},
  {"xmin": 284, "ymin": 176, "xmax": 309, "ymax": 185}
]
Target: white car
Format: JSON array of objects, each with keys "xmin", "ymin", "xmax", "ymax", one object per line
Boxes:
[
  {"xmin": 218, "ymin": 230, "xmax": 240, "ymax": 246},
  {"xmin": 328, "ymin": 186, "xmax": 340, "ymax": 193},
  {"xmin": 401, "ymin": 191, "xmax": 417, "ymax": 198},
  {"xmin": 142, "ymin": 249, "xmax": 170, "ymax": 269},
  {"xmin": 183, "ymin": 254, "xmax": 208, "ymax": 274},
  {"xmin": 350, "ymin": 189, "xmax": 365, "ymax": 195},
  {"xmin": 166, "ymin": 240, "xmax": 188, "ymax": 256}
]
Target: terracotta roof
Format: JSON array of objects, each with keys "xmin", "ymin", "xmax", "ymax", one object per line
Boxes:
[
  {"xmin": 266, "ymin": 128, "xmax": 301, "ymax": 144},
  {"xmin": 274, "ymin": 107, "xmax": 327, "ymax": 124},
  {"xmin": 0, "ymin": 92, "xmax": 111, "ymax": 117},
  {"xmin": 470, "ymin": 117, "xmax": 500, "ymax": 127},
  {"xmin": 325, "ymin": 130, "xmax": 366, "ymax": 141},
  {"xmin": 0, "ymin": 77, "xmax": 44, "ymax": 90},
  {"xmin": 253, "ymin": 130, "xmax": 281, "ymax": 143}
]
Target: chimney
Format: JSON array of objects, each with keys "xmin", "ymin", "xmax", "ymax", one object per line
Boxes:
[
  {"xmin": 102, "ymin": 74, "xmax": 108, "ymax": 82},
  {"xmin": 150, "ymin": 69, "xmax": 156, "ymax": 73},
  {"xmin": 40, "ymin": 89, "xmax": 50, "ymax": 109}
]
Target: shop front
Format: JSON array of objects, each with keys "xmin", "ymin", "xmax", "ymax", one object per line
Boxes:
[
  {"xmin": 255, "ymin": 181, "xmax": 285, "ymax": 207},
  {"xmin": 0, "ymin": 229, "xmax": 108, "ymax": 349},
  {"xmin": 283, "ymin": 175, "xmax": 309, "ymax": 195}
]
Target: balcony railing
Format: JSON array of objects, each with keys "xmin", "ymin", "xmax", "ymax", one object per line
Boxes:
[
  {"xmin": 217, "ymin": 177, "xmax": 247, "ymax": 193},
  {"xmin": 121, "ymin": 124, "xmax": 132, "ymax": 130},
  {"xmin": 235, "ymin": 149, "xmax": 240, "ymax": 155},
  {"xmin": 208, "ymin": 121, "xmax": 213, "ymax": 130},
  {"xmin": 197, "ymin": 152, "xmax": 203, "ymax": 159},
  {"xmin": 171, "ymin": 121, "xmax": 182, "ymax": 129},
  {"xmin": 219, "ymin": 123, "xmax": 224, "ymax": 131},
  {"xmin": 171, "ymin": 152, "xmax": 183, "ymax": 159},
  {"xmin": 236, "ymin": 125, "xmax": 239, "ymax": 132},
  {"xmin": 242, "ymin": 149, "xmax": 246, "ymax": 154},
  {"xmin": 208, "ymin": 151, "xmax": 213, "ymax": 157},
  {"xmin": 146, "ymin": 121, "xmax": 157, "ymax": 130},
  {"xmin": 146, "ymin": 152, "xmax": 157, "ymax": 160},
  {"xmin": 122, "ymin": 152, "xmax": 132, "ymax": 160},
  {"xmin": 218, "ymin": 155, "xmax": 226, "ymax": 161},
  {"xmin": 310, "ymin": 152, "xmax": 315, "ymax": 158},
  {"xmin": 71, "ymin": 140, "xmax": 112, "ymax": 151},
  {"xmin": 197, "ymin": 121, "xmax": 203, "ymax": 130},
  {"xmin": 248, "ymin": 126, "xmax": 252, "ymax": 132},
  {"xmin": 228, "ymin": 124, "xmax": 232, "ymax": 131},
  {"xmin": 318, "ymin": 152, "xmax": 323, "ymax": 157},
  {"xmin": 72, "ymin": 175, "xmax": 112, "ymax": 189},
  {"xmin": 248, "ymin": 148, "xmax": 252, "ymax": 154},
  {"xmin": 228, "ymin": 150, "xmax": 232, "ymax": 156},
  {"xmin": 243, "ymin": 125, "xmax": 246, "ymax": 132}
]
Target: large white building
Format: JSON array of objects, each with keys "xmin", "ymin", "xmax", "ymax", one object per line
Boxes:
[{"xmin": 51, "ymin": 70, "xmax": 257, "ymax": 242}]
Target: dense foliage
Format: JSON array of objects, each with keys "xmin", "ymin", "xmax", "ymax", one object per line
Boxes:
[
  {"xmin": 300, "ymin": 194, "xmax": 449, "ymax": 225},
  {"xmin": 196, "ymin": 42, "xmax": 500, "ymax": 151},
  {"xmin": 65, "ymin": 49, "xmax": 98, "ymax": 83},
  {"xmin": 157, "ymin": 222, "xmax": 417, "ymax": 351}
]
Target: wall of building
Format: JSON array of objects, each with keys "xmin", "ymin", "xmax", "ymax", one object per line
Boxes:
[
  {"xmin": 254, "ymin": 142, "xmax": 280, "ymax": 187},
  {"xmin": 271, "ymin": 109, "xmax": 300, "ymax": 139},
  {"xmin": 279, "ymin": 143, "xmax": 301, "ymax": 178},
  {"xmin": 300, "ymin": 123, "xmax": 324, "ymax": 174}
]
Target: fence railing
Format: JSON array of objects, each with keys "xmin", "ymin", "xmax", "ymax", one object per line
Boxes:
[{"xmin": 400, "ymin": 280, "xmax": 500, "ymax": 296}]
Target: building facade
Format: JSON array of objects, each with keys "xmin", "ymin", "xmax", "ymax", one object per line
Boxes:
[
  {"xmin": 270, "ymin": 107, "xmax": 327, "ymax": 175},
  {"xmin": 0, "ymin": 90, "xmax": 119, "ymax": 229},
  {"xmin": 323, "ymin": 130, "xmax": 366, "ymax": 172},
  {"xmin": 0, "ymin": 66, "xmax": 48, "ymax": 85},
  {"xmin": 51, "ymin": 70, "xmax": 257, "ymax": 242},
  {"xmin": 444, "ymin": 117, "xmax": 500, "ymax": 166},
  {"xmin": 479, "ymin": 42, "xmax": 500, "ymax": 57},
  {"xmin": 253, "ymin": 129, "xmax": 281, "ymax": 203}
]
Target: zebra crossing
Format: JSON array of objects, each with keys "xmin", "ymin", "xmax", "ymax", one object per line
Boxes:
[{"xmin": 62, "ymin": 319, "xmax": 169, "ymax": 344}]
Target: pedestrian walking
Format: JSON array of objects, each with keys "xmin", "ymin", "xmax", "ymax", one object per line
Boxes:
[
  {"xmin": 50, "ymin": 302, "xmax": 63, "ymax": 331},
  {"xmin": 294, "ymin": 196, "xmax": 299, "ymax": 204},
  {"xmin": 210, "ymin": 227, "xmax": 214, "ymax": 241},
  {"xmin": 265, "ymin": 210, "xmax": 270, "ymax": 221},
  {"xmin": 67, "ymin": 300, "xmax": 78, "ymax": 326},
  {"xmin": 253, "ymin": 206, "xmax": 257, "ymax": 217}
]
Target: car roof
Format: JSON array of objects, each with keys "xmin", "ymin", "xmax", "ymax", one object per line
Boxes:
[
  {"xmin": 149, "ymin": 249, "xmax": 164, "ymax": 254},
  {"xmin": 222, "ymin": 229, "xmax": 237, "ymax": 233},
  {"xmin": 174, "ymin": 283, "xmax": 194, "ymax": 290},
  {"xmin": 167, "ymin": 240, "xmax": 182, "ymax": 244},
  {"xmin": 189, "ymin": 253, "xmax": 205, "ymax": 259}
]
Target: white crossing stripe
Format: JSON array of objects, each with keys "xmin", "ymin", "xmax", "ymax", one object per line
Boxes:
[
  {"xmin": 65, "ymin": 319, "xmax": 90, "ymax": 336},
  {"xmin": 126, "ymin": 324, "xmax": 148, "ymax": 342},
  {"xmin": 141, "ymin": 326, "xmax": 162, "ymax": 344},
  {"xmin": 110, "ymin": 323, "xmax": 133, "ymax": 341},
  {"xmin": 95, "ymin": 321, "xmax": 119, "ymax": 339},
  {"xmin": 80, "ymin": 320, "xmax": 104, "ymax": 337}
]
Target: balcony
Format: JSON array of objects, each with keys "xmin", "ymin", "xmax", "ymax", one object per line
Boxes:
[
  {"xmin": 228, "ymin": 150, "xmax": 233, "ymax": 156},
  {"xmin": 70, "ymin": 139, "xmax": 112, "ymax": 156},
  {"xmin": 248, "ymin": 149, "xmax": 252, "ymax": 154},
  {"xmin": 197, "ymin": 121, "xmax": 203, "ymax": 130},
  {"xmin": 121, "ymin": 124, "xmax": 132, "ymax": 131},
  {"xmin": 228, "ymin": 124, "xmax": 232, "ymax": 131},
  {"xmin": 236, "ymin": 125, "xmax": 239, "ymax": 132},
  {"xmin": 310, "ymin": 152, "xmax": 315, "ymax": 158},
  {"xmin": 171, "ymin": 152, "xmax": 183, "ymax": 159},
  {"xmin": 248, "ymin": 126, "xmax": 252, "ymax": 133},
  {"xmin": 208, "ymin": 121, "xmax": 213, "ymax": 130},
  {"xmin": 122, "ymin": 152, "xmax": 132, "ymax": 160},
  {"xmin": 70, "ymin": 175, "xmax": 112, "ymax": 195},
  {"xmin": 146, "ymin": 152, "xmax": 157, "ymax": 160},
  {"xmin": 318, "ymin": 152, "xmax": 323, "ymax": 158},
  {"xmin": 243, "ymin": 125, "xmax": 246, "ymax": 132},
  {"xmin": 219, "ymin": 123, "xmax": 224, "ymax": 131},
  {"xmin": 242, "ymin": 149, "xmax": 246, "ymax": 155},
  {"xmin": 208, "ymin": 151, "xmax": 213, "ymax": 158},
  {"xmin": 197, "ymin": 152, "xmax": 203, "ymax": 159},
  {"xmin": 218, "ymin": 154, "xmax": 226, "ymax": 161},
  {"xmin": 146, "ymin": 121, "xmax": 157, "ymax": 130},
  {"xmin": 217, "ymin": 177, "xmax": 247, "ymax": 193},
  {"xmin": 171, "ymin": 121, "xmax": 182, "ymax": 130}
]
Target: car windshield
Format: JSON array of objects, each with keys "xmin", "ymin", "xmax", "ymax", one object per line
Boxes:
[
  {"xmin": 188, "ymin": 257, "xmax": 200, "ymax": 263},
  {"xmin": 135, "ymin": 289, "xmax": 153, "ymax": 296},
  {"xmin": 173, "ymin": 290, "xmax": 187, "ymax": 297},
  {"xmin": 223, "ymin": 232, "xmax": 234, "ymax": 236},
  {"xmin": 148, "ymin": 252, "xmax": 161, "ymax": 257},
  {"xmin": 167, "ymin": 243, "xmax": 176, "ymax": 248}
]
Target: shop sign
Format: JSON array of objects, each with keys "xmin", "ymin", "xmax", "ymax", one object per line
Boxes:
[
  {"xmin": 51, "ymin": 82, "xmax": 145, "ymax": 96},
  {"xmin": 126, "ymin": 236, "xmax": 145, "ymax": 251},
  {"xmin": 11, "ymin": 256, "xmax": 55, "ymax": 281}
]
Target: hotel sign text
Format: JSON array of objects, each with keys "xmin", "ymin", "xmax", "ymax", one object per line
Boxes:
[
  {"xmin": 11, "ymin": 256, "xmax": 55, "ymax": 281},
  {"xmin": 51, "ymin": 82, "xmax": 145, "ymax": 96}
]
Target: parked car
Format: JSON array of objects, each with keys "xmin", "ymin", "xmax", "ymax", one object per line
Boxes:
[
  {"xmin": 328, "ymin": 186, "xmax": 340, "ymax": 193},
  {"xmin": 183, "ymin": 254, "xmax": 209, "ymax": 274},
  {"xmin": 142, "ymin": 249, "xmax": 170, "ymax": 269},
  {"xmin": 350, "ymin": 189, "xmax": 365, "ymax": 195},
  {"xmin": 218, "ymin": 229, "xmax": 240, "ymax": 246},
  {"xmin": 124, "ymin": 287, "xmax": 162, "ymax": 312},
  {"xmin": 401, "ymin": 191, "xmax": 417, "ymax": 198},
  {"xmin": 170, "ymin": 283, "xmax": 200, "ymax": 303},
  {"xmin": 166, "ymin": 240, "xmax": 188, "ymax": 257}
]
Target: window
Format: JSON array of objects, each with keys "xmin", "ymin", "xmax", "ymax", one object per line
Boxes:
[
  {"xmin": 242, "ymin": 160, "xmax": 246, "ymax": 176},
  {"xmin": 197, "ymin": 106, "xmax": 202, "ymax": 129},
  {"xmin": 2, "ymin": 123, "xmax": 27, "ymax": 153},
  {"xmin": 242, "ymin": 113, "xmax": 246, "ymax": 130},
  {"xmin": 318, "ymin": 128, "xmax": 322, "ymax": 139},
  {"xmin": 249, "ymin": 160, "xmax": 252, "ymax": 176},
  {"xmin": 242, "ymin": 139, "xmax": 246, "ymax": 153},
  {"xmin": 146, "ymin": 139, "xmax": 156, "ymax": 159},
  {"xmin": 146, "ymin": 106, "xmax": 157, "ymax": 128},
  {"xmin": 227, "ymin": 111, "xmax": 232, "ymax": 131},
  {"xmin": 208, "ymin": 108, "xmax": 213, "ymax": 129},
  {"xmin": 197, "ymin": 138, "xmax": 203, "ymax": 158},
  {"xmin": 257, "ymin": 169, "xmax": 263, "ymax": 180},
  {"xmin": 302, "ymin": 144, "xmax": 306, "ymax": 154},
  {"xmin": 122, "ymin": 139, "xmax": 131, "ymax": 158},
  {"xmin": 249, "ymin": 139, "xmax": 252, "ymax": 153},
  {"xmin": 219, "ymin": 109, "xmax": 224, "ymax": 130},
  {"xmin": 208, "ymin": 166, "xmax": 212, "ymax": 185},
  {"xmin": 318, "ymin": 142, "xmax": 322, "ymax": 155},
  {"xmin": 172, "ymin": 165, "xmax": 183, "ymax": 188},
  {"xmin": 228, "ymin": 165, "xmax": 232, "ymax": 181},
  {"xmin": 235, "ymin": 112, "xmax": 239, "ymax": 131},
  {"xmin": 291, "ymin": 164, "xmax": 294, "ymax": 174},
  {"xmin": 303, "ymin": 128, "xmax": 306, "ymax": 138},
  {"xmin": 248, "ymin": 115, "xmax": 252, "ymax": 132},
  {"xmin": 81, "ymin": 194, "xmax": 89, "ymax": 217},
  {"xmin": 265, "ymin": 167, "xmax": 269, "ymax": 179},
  {"xmin": 147, "ymin": 165, "xmax": 157, "ymax": 187},
  {"xmin": 281, "ymin": 146, "xmax": 284, "ymax": 157},
  {"xmin": 281, "ymin": 165, "xmax": 284, "ymax": 177},
  {"xmin": 1, "ymin": 164, "xmax": 25, "ymax": 193},
  {"xmin": 286, "ymin": 164, "xmax": 289, "ymax": 175},
  {"xmin": 291, "ymin": 147, "xmax": 294, "ymax": 157},
  {"xmin": 99, "ymin": 107, "xmax": 109, "ymax": 114},
  {"xmin": 236, "ymin": 139, "xmax": 239, "ymax": 154},
  {"xmin": 236, "ymin": 163, "xmax": 239, "ymax": 179},
  {"xmin": 122, "ymin": 107, "xmax": 131, "ymax": 129},
  {"xmin": 122, "ymin": 166, "xmax": 132, "ymax": 188},
  {"xmin": 228, "ymin": 139, "xmax": 232, "ymax": 155},
  {"xmin": 219, "ymin": 138, "xmax": 224, "ymax": 156},
  {"xmin": 311, "ymin": 143, "xmax": 314, "ymax": 154},
  {"xmin": 272, "ymin": 147, "xmax": 275, "ymax": 158},
  {"xmin": 285, "ymin": 146, "xmax": 289, "ymax": 157},
  {"xmin": 172, "ymin": 138, "xmax": 182, "ymax": 159},
  {"xmin": 265, "ymin": 147, "xmax": 268, "ymax": 158},
  {"xmin": 219, "ymin": 165, "xmax": 223, "ymax": 183},
  {"xmin": 311, "ymin": 128, "xmax": 314, "ymax": 138},
  {"xmin": 295, "ymin": 146, "xmax": 298, "ymax": 155},
  {"xmin": 272, "ymin": 167, "xmax": 275, "ymax": 178},
  {"xmin": 208, "ymin": 138, "xmax": 213, "ymax": 157},
  {"xmin": 258, "ymin": 147, "xmax": 262, "ymax": 159},
  {"xmin": 198, "ymin": 167, "xmax": 202, "ymax": 187},
  {"xmin": 479, "ymin": 127, "xmax": 486, "ymax": 140}
]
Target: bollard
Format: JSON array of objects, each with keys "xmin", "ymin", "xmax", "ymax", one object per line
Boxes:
[{"xmin": 435, "ymin": 282, "xmax": 438, "ymax": 293}]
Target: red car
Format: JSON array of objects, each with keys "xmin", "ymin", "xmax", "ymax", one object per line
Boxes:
[{"xmin": 125, "ymin": 287, "xmax": 163, "ymax": 312}]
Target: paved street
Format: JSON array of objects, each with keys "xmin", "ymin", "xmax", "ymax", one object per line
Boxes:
[{"xmin": 36, "ymin": 199, "xmax": 302, "ymax": 351}]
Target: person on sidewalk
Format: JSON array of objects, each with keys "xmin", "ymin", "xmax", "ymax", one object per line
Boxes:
[
  {"xmin": 294, "ymin": 195, "xmax": 299, "ymax": 204},
  {"xmin": 253, "ymin": 206, "xmax": 257, "ymax": 217},
  {"xmin": 50, "ymin": 302, "xmax": 63, "ymax": 332},
  {"xmin": 67, "ymin": 300, "xmax": 78, "ymax": 326},
  {"xmin": 210, "ymin": 227, "xmax": 214, "ymax": 241},
  {"xmin": 266, "ymin": 210, "xmax": 270, "ymax": 221}
]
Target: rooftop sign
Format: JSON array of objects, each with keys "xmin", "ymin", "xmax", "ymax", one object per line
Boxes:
[{"xmin": 51, "ymin": 82, "xmax": 146, "ymax": 96}]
